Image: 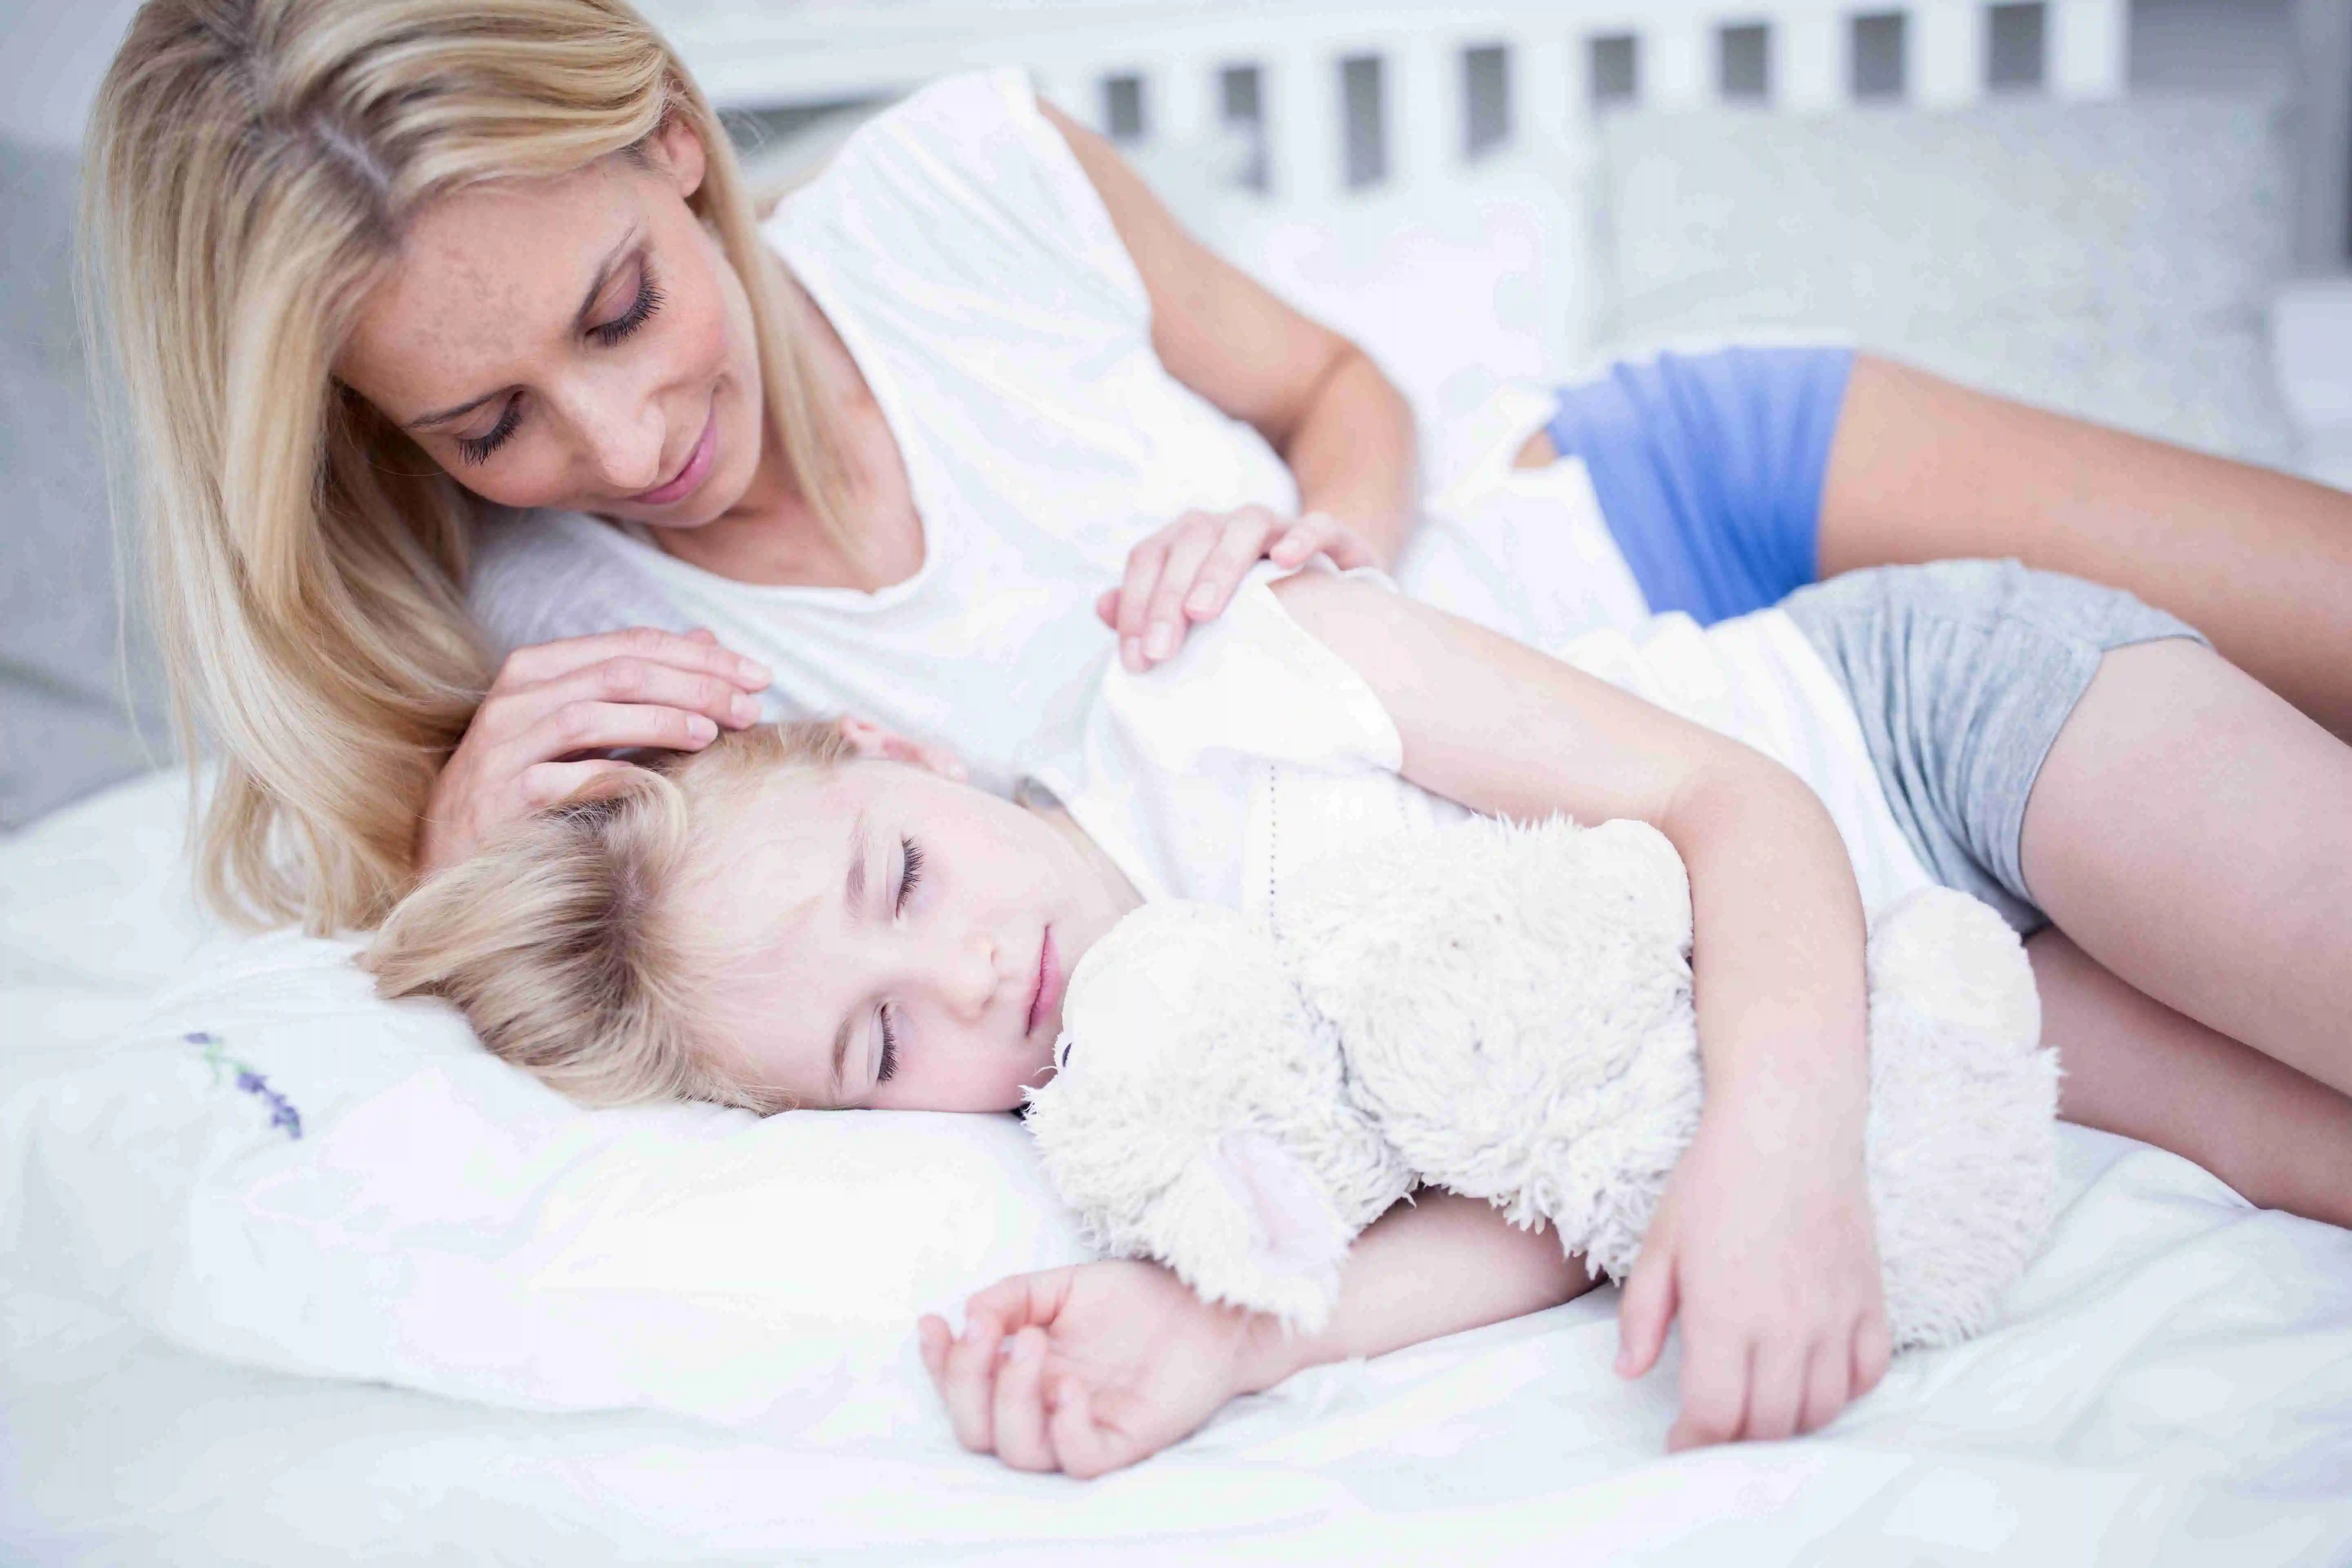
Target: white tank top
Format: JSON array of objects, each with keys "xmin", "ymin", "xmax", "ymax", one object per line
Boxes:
[{"xmin": 466, "ymin": 70, "xmax": 1649, "ymax": 793}]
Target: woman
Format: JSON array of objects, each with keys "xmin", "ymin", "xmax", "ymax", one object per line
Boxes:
[{"xmin": 87, "ymin": 0, "xmax": 2352, "ymax": 1453}]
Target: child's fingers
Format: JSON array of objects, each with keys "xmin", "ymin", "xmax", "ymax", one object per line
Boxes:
[
  {"xmin": 990, "ymin": 1328, "xmax": 1056, "ymax": 1472},
  {"xmin": 1666, "ymin": 1335, "xmax": 1750, "ymax": 1453},
  {"xmin": 1852, "ymin": 1312, "xmax": 1894, "ymax": 1401},
  {"xmin": 1742, "ymin": 1342, "xmax": 1807, "ymax": 1443},
  {"xmin": 1046, "ymin": 1376, "xmax": 1120, "ymax": 1480},
  {"xmin": 1096, "ymin": 588, "xmax": 1120, "ymax": 628},
  {"xmin": 1615, "ymin": 1250, "xmax": 1677, "ymax": 1378},
  {"xmin": 916, "ymin": 1314, "xmax": 952, "ymax": 1388},
  {"xmin": 939, "ymin": 1313, "xmax": 1006, "ymax": 1452},
  {"xmin": 1797, "ymin": 1339, "xmax": 1853, "ymax": 1435}
]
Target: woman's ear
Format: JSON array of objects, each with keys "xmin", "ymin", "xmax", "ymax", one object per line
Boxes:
[
  {"xmin": 833, "ymin": 716, "xmax": 970, "ymax": 781},
  {"xmin": 653, "ymin": 114, "xmax": 708, "ymax": 200}
]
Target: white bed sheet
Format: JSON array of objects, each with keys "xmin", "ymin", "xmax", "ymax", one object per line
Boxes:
[{"xmin": 5, "ymin": 772, "xmax": 2350, "ymax": 1566}]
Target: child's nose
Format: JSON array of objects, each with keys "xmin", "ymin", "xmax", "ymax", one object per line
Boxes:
[{"xmin": 935, "ymin": 930, "xmax": 1002, "ymax": 1019}]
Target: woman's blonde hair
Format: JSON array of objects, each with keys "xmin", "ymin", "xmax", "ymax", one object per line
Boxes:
[
  {"xmin": 364, "ymin": 721, "xmax": 854, "ymax": 1109},
  {"xmin": 83, "ymin": 0, "xmax": 851, "ymax": 933}
]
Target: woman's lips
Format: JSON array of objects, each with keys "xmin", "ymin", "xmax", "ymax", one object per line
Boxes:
[
  {"xmin": 628, "ymin": 406, "xmax": 717, "ymax": 507},
  {"xmin": 1028, "ymin": 925, "xmax": 1062, "ymax": 1038}
]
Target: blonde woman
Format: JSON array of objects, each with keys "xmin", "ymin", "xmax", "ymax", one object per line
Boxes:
[{"xmin": 88, "ymin": 0, "xmax": 2352, "ymax": 1455}]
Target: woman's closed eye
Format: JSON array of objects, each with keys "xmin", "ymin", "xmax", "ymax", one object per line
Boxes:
[{"xmin": 449, "ymin": 263, "xmax": 665, "ymax": 465}]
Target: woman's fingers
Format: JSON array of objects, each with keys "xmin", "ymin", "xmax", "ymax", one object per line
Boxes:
[
  {"xmin": 990, "ymin": 1327, "xmax": 1056, "ymax": 1472},
  {"xmin": 496, "ymin": 626, "xmax": 769, "ymax": 695},
  {"xmin": 508, "ymin": 700, "xmax": 720, "ymax": 765},
  {"xmin": 489, "ymin": 657, "xmax": 764, "ymax": 745},
  {"xmin": 1139, "ymin": 522, "xmax": 1227, "ymax": 662},
  {"xmin": 1182, "ymin": 517, "xmax": 1279, "ymax": 626},
  {"xmin": 1114, "ymin": 537, "xmax": 1172, "ymax": 671}
]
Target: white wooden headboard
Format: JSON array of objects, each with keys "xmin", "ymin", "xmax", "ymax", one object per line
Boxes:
[{"xmin": 640, "ymin": 0, "xmax": 2128, "ymax": 205}]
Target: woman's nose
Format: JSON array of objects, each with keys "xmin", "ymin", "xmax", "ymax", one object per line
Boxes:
[{"xmin": 568, "ymin": 382, "xmax": 666, "ymax": 494}]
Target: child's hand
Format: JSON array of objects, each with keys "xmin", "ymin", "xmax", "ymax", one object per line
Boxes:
[
  {"xmin": 1614, "ymin": 1095, "xmax": 1892, "ymax": 1449},
  {"xmin": 918, "ymin": 1261, "xmax": 1288, "ymax": 1478}
]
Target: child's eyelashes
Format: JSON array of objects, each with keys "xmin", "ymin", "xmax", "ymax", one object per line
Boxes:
[
  {"xmin": 897, "ymin": 835, "xmax": 924, "ymax": 915},
  {"xmin": 877, "ymin": 1004, "xmax": 900, "ymax": 1083}
]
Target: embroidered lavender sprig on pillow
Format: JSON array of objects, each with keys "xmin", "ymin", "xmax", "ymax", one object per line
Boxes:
[{"xmin": 184, "ymin": 1031, "xmax": 303, "ymax": 1140}]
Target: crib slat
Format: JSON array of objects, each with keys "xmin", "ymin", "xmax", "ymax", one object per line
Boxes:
[
  {"xmin": 1644, "ymin": 19, "xmax": 1709, "ymax": 112},
  {"xmin": 1779, "ymin": 8, "xmax": 1844, "ymax": 112},
  {"xmin": 2051, "ymin": 0, "xmax": 2127, "ymax": 100},
  {"xmin": 1913, "ymin": 0, "xmax": 1987, "ymax": 108},
  {"xmin": 1270, "ymin": 41, "xmax": 1344, "ymax": 203}
]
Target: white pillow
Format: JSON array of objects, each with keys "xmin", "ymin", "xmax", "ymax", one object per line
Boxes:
[{"xmin": 1, "ymin": 929, "xmax": 1090, "ymax": 1439}]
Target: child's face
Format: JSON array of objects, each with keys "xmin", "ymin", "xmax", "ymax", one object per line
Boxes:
[{"xmin": 691, "ymin": 761, "xmax": 1136, "ymax": 1112}]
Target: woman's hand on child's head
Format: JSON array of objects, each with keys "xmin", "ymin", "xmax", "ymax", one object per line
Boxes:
[
  {"xmin": 1614, "ymin": 1097, "xmax": 1892, "ymax": 1452},
  {"xmin": 917, "ymin": 1261, "xmax": 1288, "ymax": 1478},
  {"xmin": 1096, "ymin": 507, "xmax": 1379, "ymax": 673},
  {"xmin": 419, "ymin": 626, "xmax": 770, "ymax": 875}
]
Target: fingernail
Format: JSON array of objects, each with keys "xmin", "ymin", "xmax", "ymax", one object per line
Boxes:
[
  {"xmin": 738, "ymin": 659, "xmax": 771, "ymax": 686},
  {"xmin": 688, "ymin": 716, "xmax": 717, "ymax": 742},
  {"xmin": 1144, "ymin": 624, "xmax": 1175, "ymax": 660},
  {"xmin": 1186, "ymin": 586, "xmax": 1216, "ymax": 614},
  {"xmin": 731, "ymin": 694, "xmax": 760, "ymax": 724}
]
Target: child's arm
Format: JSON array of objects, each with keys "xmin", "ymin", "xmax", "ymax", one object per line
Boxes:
[
  {"xmin": 1268, "ymin": 570, "xmax": 1891, "ymax": 1450},
  {"xmin": 919, "ymin": 1190, "xmax": 1595, "ymax": 1479}
]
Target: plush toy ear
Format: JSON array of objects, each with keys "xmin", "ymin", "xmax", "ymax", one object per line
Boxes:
[
  {"xmin": 1210, "ymin": 1130, "xmax": 1354, "ymax": 1280},
  {"xmin": 1145, "ymin": 1132, "xmax": 1354, "ymax": 1334}
]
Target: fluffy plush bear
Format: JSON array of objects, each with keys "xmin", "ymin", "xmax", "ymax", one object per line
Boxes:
[{"xmin": 1024, "ymin": 815, "xmax": 2060, "ymax": 1348}]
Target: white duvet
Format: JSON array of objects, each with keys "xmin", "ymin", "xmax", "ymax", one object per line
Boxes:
[{"xmin": 5, "ymin": 772, "xmax": 2350, "ymax": 1566}]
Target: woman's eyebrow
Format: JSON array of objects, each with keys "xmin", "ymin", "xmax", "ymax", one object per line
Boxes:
[{"xmin": 400, "ymin": 225, "xmax": 644, "ymax": 430}]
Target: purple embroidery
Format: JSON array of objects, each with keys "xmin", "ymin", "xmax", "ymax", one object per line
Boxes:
[{"xmin": 185, "ymin": 1031, "xmax": 303, "ymax": 1140}]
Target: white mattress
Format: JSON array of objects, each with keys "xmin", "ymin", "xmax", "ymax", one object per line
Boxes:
[{"xmin": 5, "ymin": 771, "xmax": 2351, "ymax": 1566}]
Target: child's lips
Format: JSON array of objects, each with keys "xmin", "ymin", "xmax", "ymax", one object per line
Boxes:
[{"xmin": 1028, "ymin": 925, "xmax": 1062, "ymax": 1038}]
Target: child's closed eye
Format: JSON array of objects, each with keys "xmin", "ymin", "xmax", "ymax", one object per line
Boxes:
[{"xmin": 897, "ymin": 835, "xmax": 924, "ymax": 914}]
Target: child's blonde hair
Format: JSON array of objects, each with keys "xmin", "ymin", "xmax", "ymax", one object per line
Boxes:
[
  {"xmin": 85, "ymin": 0, "xmax": 854, "ymax": 935},
  {"xmin": 365, "ymin": 721, "xmax": 853, "ymax": 1109}
]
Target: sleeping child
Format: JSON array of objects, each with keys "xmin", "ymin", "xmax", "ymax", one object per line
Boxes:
[{"xmin": 368, "ymin": 555, "xmax": 2352, "ymax": 1476}]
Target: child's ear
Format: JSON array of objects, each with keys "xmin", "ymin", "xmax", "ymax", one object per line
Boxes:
[{"xmin": 833, "ymin": 716, "xmax": 971, "ymax": 781}]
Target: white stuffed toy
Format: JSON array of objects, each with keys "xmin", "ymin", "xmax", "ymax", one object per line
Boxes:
[{"xmin": 1025, "ymin": 815, "xmax": 2060, "ymax": 1348}]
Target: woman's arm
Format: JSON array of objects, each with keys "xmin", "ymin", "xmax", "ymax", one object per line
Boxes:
[
  {"xmin": 1038, "ymin": 104, "xmax": 1421, "ymax": 669},
  {"xmin": 920, "ymin": 1190, "xmax": 1593, "ymax": 1478},
  {"xmin": 1270, "ymin": 570, "xmax": 1890, "ymax": 1449}
]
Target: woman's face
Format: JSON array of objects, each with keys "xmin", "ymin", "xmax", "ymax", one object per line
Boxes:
[
  {"xmin": 689, "ymin": 762, "xmax": 1140, "ymax": 1114},
  {"xmin": 338, "ymin": 120, "xmax": 767, "ymax": 530}
]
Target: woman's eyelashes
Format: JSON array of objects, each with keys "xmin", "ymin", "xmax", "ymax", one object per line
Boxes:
[
  {"xmin": 592, "ymin": 263, "xmax": 664, "ymax": 348},
  {"xmin": 448, "ymin": 265, "xmax": 664, "ymax": 465},
  {"xmin": 455, "ymin": 399, "xmax": 521, "ymax": 466}
]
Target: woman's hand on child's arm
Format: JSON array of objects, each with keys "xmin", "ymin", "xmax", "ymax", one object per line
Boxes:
[
  {"xmin": 1095, "ymin": 507, "xmax": 1379, "ymax": 674},
  {"xmin": 919, "ymin": 1191, "xmax": 1595, "ymax": 1477}
]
